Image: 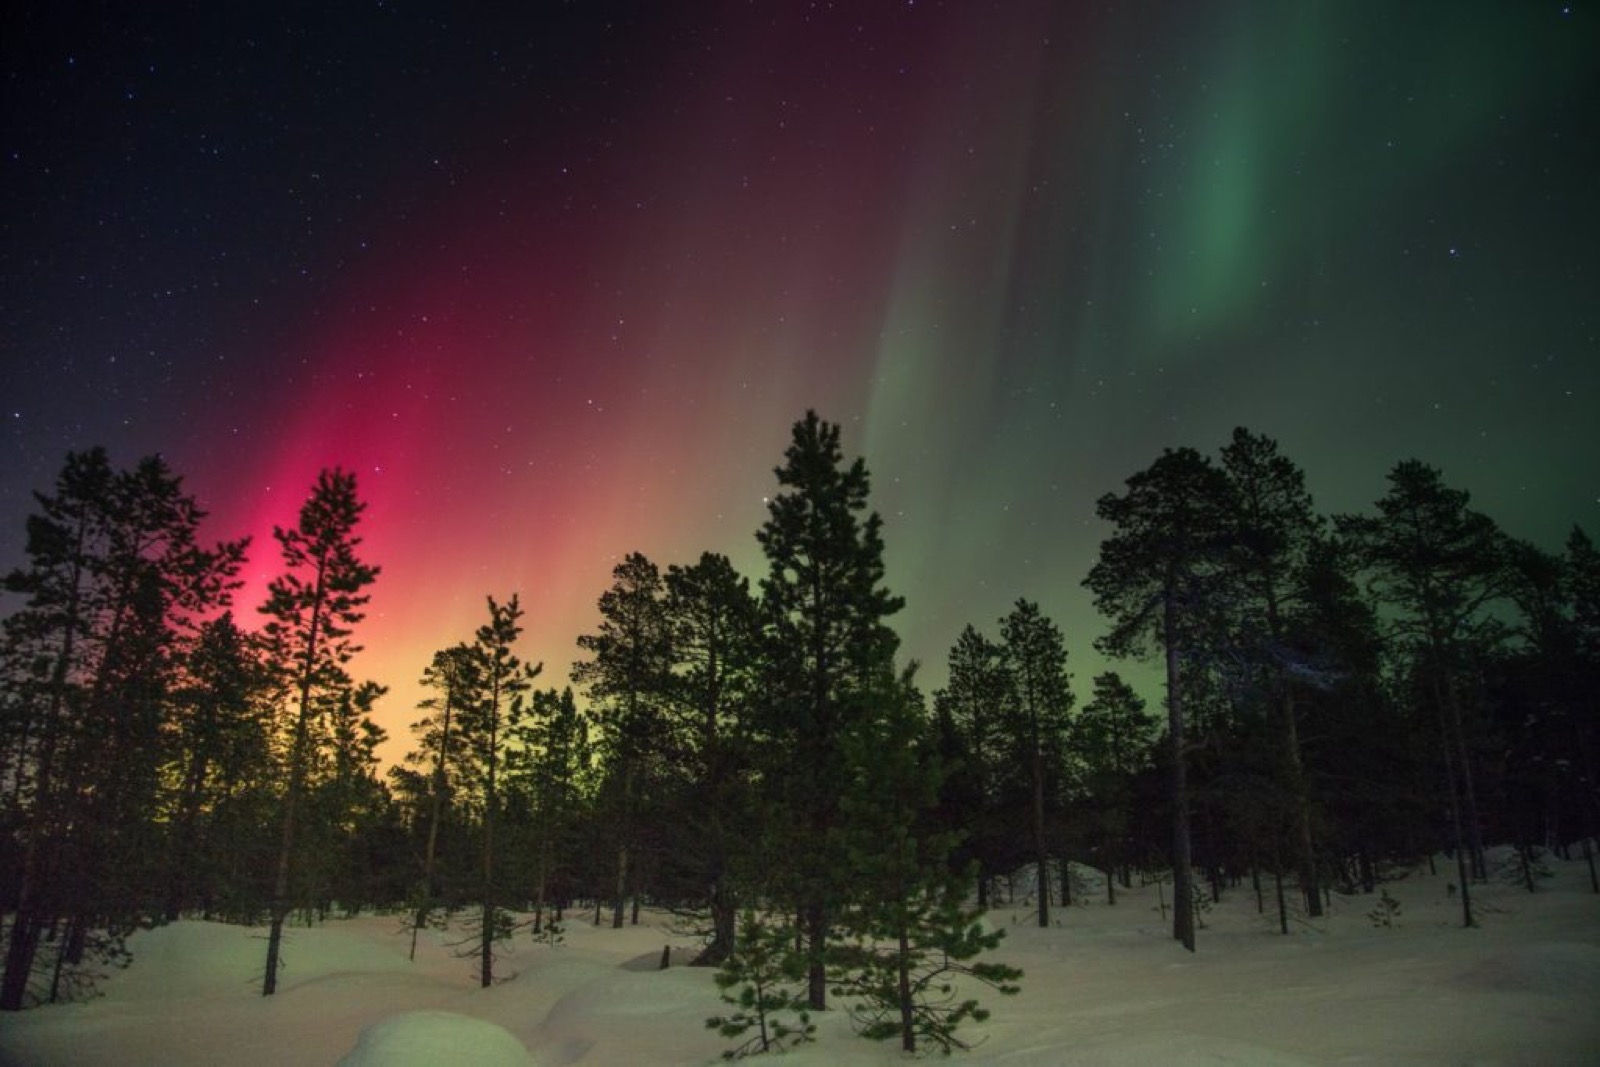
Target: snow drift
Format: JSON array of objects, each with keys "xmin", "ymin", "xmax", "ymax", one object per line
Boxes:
[{"xmin": 1, "ymin": 851, "xmax": 1597, "ymax": 1066}]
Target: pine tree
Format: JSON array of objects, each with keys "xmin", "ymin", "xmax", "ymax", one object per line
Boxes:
[
  {"xmin": 1084, "ymin": 447, "xmax": 1235, "ymax": 952},
  {"xmin": 163, "ymin": 612, "xmax": 272, "ymax": 921},
  {"xmin": 932, "ymin": 625, "xmax": 1010, "ymax": 907},
  {"xmin": 459, "ymin": 594, "xmax": 540, "ymax": 987},
  {"xmin": 661, "ymin": 552, "xmax": 761, "ymax": 964},
  {"xmin": 705, "ymin": 912, "xmax": 815, "ymax": 1059},
  {"xmin": 1, "ymin": 450, "xmax": 245, "ymax": 1009},
  {"xmin": 573, "ymin": 552, "xmax": 671, "ymax": 929},
  {"xmin": 508, "ymin": 686, "xmax": 589, "ymax": 937},
  {"xmin": 1077, "ymin": 672, "xmax": 1157, "ymax": 903},
  {"xmin": 1562, "ymin": 528, "xmax": 1600, "ymax": 889},
  {"xmin": 996, "ymin": 600, "xmax": 1074, "ymax": 927},
  {"xmin": 1218, "ymin": 428, "xmax": 1326, "ymax": 916},
  {"xmin": 755, "ymin": 411, "xmax": 904, "ymax": 1010},
  {"xmin": 309, "ymin": 680, "xmax": 391, "ymax": 913},
  {"xmin": 401, "ymin": 644, "xmax": 478, "ymax": 958},
  {"xmin": 258, "ymin": 468, "xmax": 378, "ymax": 996},
  {"xmin": 1336, "ymin": 461, "xmax": 1510, "ymax": 927},
  {"xmin": 1286, "ymin": 537, "xmax": 1421, "ymax": 896},
  {"xmin": 831, "ymin": 665, "xmax": 1022, "ymax": 1053}
]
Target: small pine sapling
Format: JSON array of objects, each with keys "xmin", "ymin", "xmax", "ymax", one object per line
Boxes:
[
  {"xmin": 831, "ymin": 889, "xmax": 1022, "ymax": 1055},
  {"xmin": 526, "ymin": 913, "xmax": 564, "ymax": 948},
  {"xmin": 1367, "ymin": 888, "xmax": 1402, "ymax": 928},
  {"xmin": 1146, "ymin": 868, "xmax": 1172, "ymax": 922},
  {"xmin": 705, "ymin": 912, "xmax": 815, "ymax": 1059},
  {"xmin": 1189, "ymin": 881, "xmax": 1212, "ymax": 930},
  {"xmin": 398, "ymin": 892, "xmax": 452, "ymax": 957},
  {"xmin": 1505, "ymin": 844, "xmax": 1552, "ymax": 892},
  {"xmin": 43, "ymin": 924, "xmax": 135, "ymax": 1006}
]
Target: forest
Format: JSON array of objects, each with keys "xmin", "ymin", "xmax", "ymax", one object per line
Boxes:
[{"xmin": 1, "ymin": 411, "xmax": 1596, "ymax": 1056}]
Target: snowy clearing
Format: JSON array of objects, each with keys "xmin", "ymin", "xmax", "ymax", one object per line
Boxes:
[{"xmin": 1, "ymin": 851, "xmax": 1597, "ymax": 1066}]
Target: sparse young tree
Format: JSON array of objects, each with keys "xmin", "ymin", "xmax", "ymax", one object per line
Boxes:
[
  {"xmin": 401, "ymin": 644, "xmax": 479, "ymax": 958},
  {"xmin": 705, "ymin": 912, "xmax": 816, "ymax": 1060},
  {"xmin": 459, "ymin": 594, "xmax": 540, "ymax": 987},
  {"xmin": 831, "ymin": 665, "xmax": 1022, "ymax": 1053},
  {"xmin": 258, "ymin": 468, "xmax": 378, "ymax": 996}
]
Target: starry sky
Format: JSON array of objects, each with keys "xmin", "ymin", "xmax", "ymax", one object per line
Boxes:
[{"xmin": 3, "ymin": 2, "xmax": 1596, "ymax": 760}]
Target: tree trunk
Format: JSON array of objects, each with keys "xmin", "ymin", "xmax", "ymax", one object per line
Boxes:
[
  {"xmin": 0, "ymin": 913, "xmax": 43, "ymax": 1010},
  {"xmin": 1282, "ymin": 689, "xmax": 1322, "ymax": 917},
  {"xmin": 263, "ymin": 561, "xmax": 329, "ymax": 997},
  {"xmin": 897, "ymin": 924, "xmax": 915, "ymax": 1053},
  {"xmin": 264, "ymin": 706, "xmax": 313, "ymax": 996},
  {"xmin": 1, "ymin": 536, "xmax": 87, "ymax": 1012},
  {"xmin": 480, "ymin": 716, "xmax": 498, "ymax": 989},
  {"xmin": 701, "ymin": 878, "xmax": 736, "ymax": 966},
  {"xmin": 1443, "ymin": 675, "xmax": 1487, "ymax": 883},
  {"xmin": 611, "ymin": 845, "xmax": 629, "ymax": 930},
  {"xmin": 1263, "ymin": 575, "xmax": 1322, "ymax": 919},
  {"xmin": 412, "ymin": 692, "xmax": 455, "ymax": 960},
  {"xmin": 1033, "ymin": 747, "xmax": 1050, "ymax": 928},
  {"xmin": 1436, "ymin": 693, "xmax": 1475, "ymax": 929},
  {"xmin": 1165, "ymin": 588, "xmax": 1195, "ymax": 952},
  {"xmin": 531, "ymin": 843, "xmax": 549, "ymax": 936},
  {"xmin": 804, "ymin": 902, "xmax": 827, "ymax": 1011}
]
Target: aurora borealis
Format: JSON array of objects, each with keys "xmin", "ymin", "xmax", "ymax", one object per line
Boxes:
[{"xmin": 3, "ymin": 2, "xmax": 1596, "ymax": 760}]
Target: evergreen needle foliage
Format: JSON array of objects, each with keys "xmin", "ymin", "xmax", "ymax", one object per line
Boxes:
[
  {"xmin": 705, "ymin": 912, "xmax": 815, "ymax": 1059},
  {"xmin": 831, "ymin": 891, "xmax": 1021, "ymax": 1054},
  {"xmin": 1367, "ymin": 888, "xmax": 1402, "ymax": 929}
]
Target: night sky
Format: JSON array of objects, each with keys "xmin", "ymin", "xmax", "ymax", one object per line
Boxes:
[{"xmin": 4, "ymin": 2, "xmax": 1596, "ymax": 759}]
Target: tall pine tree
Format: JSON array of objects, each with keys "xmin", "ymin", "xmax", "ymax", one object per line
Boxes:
[
  {"xmin": 996, "ymin": 600, "xmax": 1074, "ymax": 927},
  {"xmin": 931, "ymin": 625, "xmax": 1010, "ymax": 907},
  {"xmin": 662, "ymin": 552, "xmax": 761, "ymax": 963},
  {"xmin": 258, "ymin": 468, "xmax": 378, "ymax": 996},
  {"xmin": 1077, "ymin": 672, "xmax": 1157, "ymax": 904},
  {"xmin": 1336, "ymin": 461, "xmax": 1510, "ymax": 927},
  {"xmin": 460, "ymin": 594, "xmax": 539, "ymax": 986},
  {"xmin": 756, "ymin": 411, "xmax": 903, "ymax": 1010},
  {"xmin": 573, "ymin": 553, "xmax": 671, "ymax": 929},
  {"xmin": 2, "ymin": 450, "xmax": 245, "ymax": 1008},
  {"xmin": 1084, "ymin": 447, "xmax": 1234, "ymax": 952},
  {"xmin": 1218, "ymin": 427, "xmax": 1326, "ymax": 916}
]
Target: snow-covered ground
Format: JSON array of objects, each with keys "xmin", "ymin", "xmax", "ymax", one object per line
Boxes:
[{"xmin": 2, "ymin": 849, "xmax": 1597, "ymax": 1065}]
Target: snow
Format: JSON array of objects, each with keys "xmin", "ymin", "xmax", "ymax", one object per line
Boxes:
[
  {"xmin": 2, "ymin": 852, "xmax": 1597, "ymax": 1066},
  {"xmin": 338, "ymin": 1012, "xmax": 534, "ymax": 1067}
]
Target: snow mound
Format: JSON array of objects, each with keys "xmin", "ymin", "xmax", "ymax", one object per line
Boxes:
[
  {"xmin": 1453, "ymin": 942, "xmax": 1600, "ymax": 995},
  {"xmin": 338, "ymin": 1011, "xmax": 536, "ymax": 1067}
]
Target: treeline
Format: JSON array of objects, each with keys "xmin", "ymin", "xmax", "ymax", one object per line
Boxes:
[{"xmin": 1, "ymin": 416, "xmax": 1596, "ymax": 1053}]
